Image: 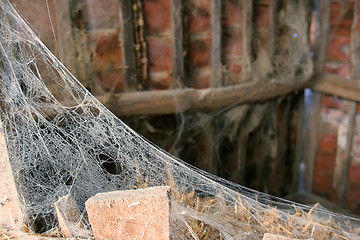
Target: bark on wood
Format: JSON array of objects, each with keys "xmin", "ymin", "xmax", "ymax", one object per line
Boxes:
[
  {"xmin": 98, "ymin": 77, "xmax": 310, "ymax": 116},
  {"xmin": 312, "ymin": 74, "xmax": 360, "ymax": 102}
]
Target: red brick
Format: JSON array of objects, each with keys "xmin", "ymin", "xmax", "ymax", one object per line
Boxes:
[
  {"xmin": 98, "ymin": 70, "xmax": 125, "ymax": 93},
  {"xmin": 349, "ymin": 164, "xmax": 360, "ymax": 183},
  {"xmin": 325, "ymin": 62, "xmax": 351, "ymax": 77},
  {"xmin": 83, "ymin": 0, "xmax": 120, "ymax": 30},
  {"xmin": 90, "ymin": 31, "xmax": 124, "ymax": 71},
  {"xmin": 143, "ymin": 0, "xmax": 172, "ymax": 35},
  {"xmin": 224, "ymin": 29, "xmax": 243, "ymax": 60},
  {"xmin": 188, "ymin": 0, "xmax": 211, "ymax": 34},
  {"xmin": 226, "ymin": 62, "xmax": 242, "ymax": 75},
  {"xmin": 148, "ymin": 71, "xmax": 173, "ymax": 90},
  {"xmin": 321, "ymin": 96, "xmax": 343, "ymax": 109},
  {"xmin": 146, "ymin": 36, "xmax": 173, "ymax": 72},
  {"xmin": 223, "ymin": 0, "xmax": 243, "ymax": 28},
  {"xmin": 330, "ymin": 2, "xmax": 354, "ymax": 38},
  {"xmin": 318, "ymin": 134, "xmax": 338, "ymax": 155},
  {"xmin": 190, "ymin": 68, "xmax": 211, "ymax": 89},
  {"xmin": 254, "ymin": 4, "xmax": 271, "ymax": 29},
  {"xmin": 315, "ymin": 153, "xmax": 336, "ymax": 172},
  {"xmin": 188, "ymin": 36, "xmax": 212, "ymax": 68},
  {"xmin": 327, "ymin": 37, "xmax": 350, "ymax": 62}
]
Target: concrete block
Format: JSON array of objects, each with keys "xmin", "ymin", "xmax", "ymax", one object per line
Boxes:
[
  {"xmin": 86, "ymin": 186, "xmax": 170, "ymax": 240},
  {"xmin": 263, "ymin": 233, "xmax": 314, "ymax": 240},
  {"xmin": 54, "ymin": 195, "xmax": 90, "ymax": 238},
  {"xmin": 0, "ymin": 122, "xmax": 24, "ymax": 229}
]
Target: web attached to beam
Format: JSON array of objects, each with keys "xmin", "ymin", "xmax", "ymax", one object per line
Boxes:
[{"xmin": 0, "ymin": 1, "xmax": 359, "ymax": 239}]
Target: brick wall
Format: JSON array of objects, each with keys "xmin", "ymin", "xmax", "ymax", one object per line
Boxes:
[{"xmin": 313, "ymin": 1, "xmax": 360, "ymax": 214}]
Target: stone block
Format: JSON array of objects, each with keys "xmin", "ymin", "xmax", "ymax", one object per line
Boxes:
[
  {"xmin": 0, "ymin": 122, "xmax": 24, "ymax": 229},
  {"xmin": 54, "ymin": 195, "xmax": 90, "ymax": 238},
  {"xmin": 86, "ymin": 186, "xmax": 170, "ymax": 240}
]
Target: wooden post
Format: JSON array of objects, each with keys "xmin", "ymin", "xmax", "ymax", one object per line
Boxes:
[
  {"xmin": 171, "ymin": 0, "xmax": 184, "ymax": 88},
  {"xmin": 0, "ymin": 122, "xmax": 24, "ymax": 229},
  {"xmin": 120, "ymin": 0, "xmax": 138, "ymax": 91},
  {"xmin": 211, "ymin": 0, "xmax": 222, "ymax": 87}
]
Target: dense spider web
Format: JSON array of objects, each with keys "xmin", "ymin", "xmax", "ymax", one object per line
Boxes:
[{"xmin": 0, "ymin": 1, "xmax": 359, "ymax": 239}]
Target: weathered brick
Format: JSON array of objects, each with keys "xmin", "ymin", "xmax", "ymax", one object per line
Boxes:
[
  {"xmin": 254, "ymin": 4, "xmax": 271, "ymax": 29},
  {"xmin": 149, "ymin": 71, "xmax": 173, "ymax": 90},
  {"xmin": 224, "ymin": 28, "xmax": 243, "ymax": 60},
  {"xmin": 330, "ymin": 2, "xmax": 354, "ymax": 38},
  {"xmin": 223, "ymin": 0, "xmax": 243, "ymax": 28},
  {"xmin": 327, "ymin": 37, "xmax": 350, "ymax": 62},
  {"xmin": 188, "ymin": 0, "xmax": 211, "ymax": 34},
  {"xmin": 143, "ymin": 0, "xmax": 172, "ymax": 36},
  {"xmin": 188, "ymin": 36, "xmax": 212, "ymax": 68},
  {"xmin": 90, "ymin": 31, "xmax": 124, "ymax": 71},
  {"xmin": 318, "ymin": 134, "xmax": 338, "ymax": 155},
  {"xmin": 85, "ymin": 186, "xmax": 170, "ymax": 240},
  {"xmin": 98, "ymin": 70, "xmax": 125, "ymax": 93},
  {"xmin": 226, "ymin": 62, "xmax": 242, "ymax": 75},
  {"xmin": 321, "ymin": 96, "xmax": 343, "ymax": 109},
  {"xmin": 325, "ymin": 62, "xmax": 351, "ymax": 77},
  {"xmin": 147, "ymin": 36, "xmax": 173, "ymax": 72},
  {"xmin": 190, "ymin": 68, "xmax": 211, "ymax": 89},
  {"xmin": 83, "ymin": 0, "xmax": 120, "ymax": 30}
]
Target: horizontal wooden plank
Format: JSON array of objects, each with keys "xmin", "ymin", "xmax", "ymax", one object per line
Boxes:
[
  {"xmin": 312, "ymin": 74, "xmax": 360, "ymax": 102},
  {"xmin": 97, "ymin": 79, "xmax": 310, "ymax": 116}
]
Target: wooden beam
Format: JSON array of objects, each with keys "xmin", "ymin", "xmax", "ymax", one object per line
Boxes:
[
  {"xmin": 120, "ymin": 0, "xmax": 138, "ymax": 91},
  {"xmin": 98, "ymin": 78, "xmax": 310, "ymax": 116},
  {"xmin": 211, "ymin": 0, "xmax": 222, "ymax": 87},
  {"xmin": 312, "ymin": 74, "xmax": 360, "ymax": 102}
]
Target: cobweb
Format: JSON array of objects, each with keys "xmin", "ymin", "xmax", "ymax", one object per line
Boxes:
[{"xmin": 0, "ymin": 1, "xmax": 359, "ymax": 239}]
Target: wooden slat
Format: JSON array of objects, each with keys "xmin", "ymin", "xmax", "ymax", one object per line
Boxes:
[
  {"xmin": 171, "ymin": 0, "xmax": 184, "ymax": 88},
  {"xmin": 211, "ymin": 0, "xmax": 222, "ymax": 87},
  {"xmin": 54, "ymin": 0, "xmax": 78, "ymax": 77},
  {"xmin": 241, "ymin": 0, "xmax": 253, "ymax": 77},
  {"xmin": 120, "ymin": 0, "xmax": 138, "ymax": 91},
  {"xmin": 305, "ymin": 0, "xmax": 330, "ymax": 193}
]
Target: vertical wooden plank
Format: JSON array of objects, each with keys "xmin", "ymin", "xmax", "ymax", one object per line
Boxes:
[
  {"xmin": 68, "ymin": 0, "xmax": 95, "ymax": 92},
  {"xmin": 305, "ymin": 1, "xmax": 330, "ymax": 194},
  {"xmin": 53, "ymin": 0, "xmax": 78, "ymax": 78},
  {"xmin": 241, "ymin": 0, "xmax": 253, "ymax": 79},
  {"xmin": 171, "ymin": 0, "xmax": 184, "ymax": 88},
  {"xmin": 335, "ymin": 1, "xmax": 360, "ymax": 207},
  {"xmin": 120, "ymin": 0, "xmax": 138, "ymax": 91},
  {"xmin": 211, "ymin": 0, "xmax": 222, "ymax": 87}
]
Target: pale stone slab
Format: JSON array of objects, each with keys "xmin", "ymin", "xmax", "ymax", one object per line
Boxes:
[
  {"xmin": 0, "ymin": 122, "xmax": 24, "ymax": 229},
  {"xmin": 54, "ymin": 195, "xmax": 90, "ymax": 238},
  {"xmin": 263, "ymin": 233, "xmax": 314, "ymax": 240},
  {"xmin": 85, "ymin": 186, "xmax": 170, "ymax": 240}
]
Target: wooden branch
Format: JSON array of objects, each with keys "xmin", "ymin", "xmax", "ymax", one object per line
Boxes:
[
  {"xmin": 97, "ymin": 79, "xmax": 310, "ymax": 116},
  {"xmin": 312, "ymin": 73, "xmax": 360, "ymax": 102}
]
